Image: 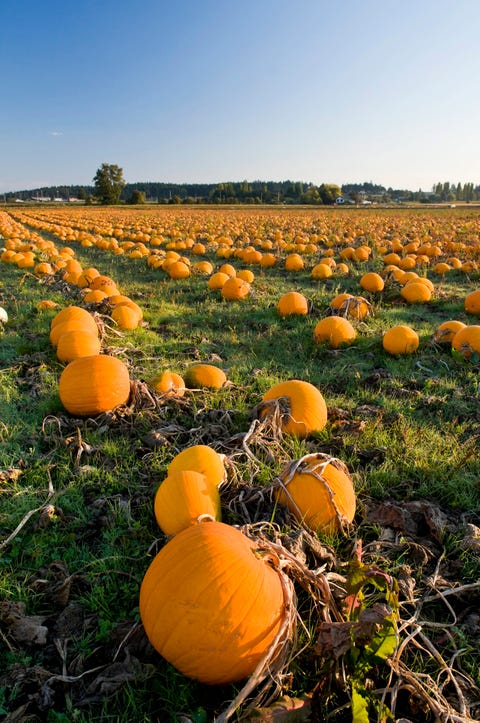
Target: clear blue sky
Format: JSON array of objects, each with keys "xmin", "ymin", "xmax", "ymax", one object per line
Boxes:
[{"xmin": 1, "ymin": 0, "xmax": 479, "ymax": 193}]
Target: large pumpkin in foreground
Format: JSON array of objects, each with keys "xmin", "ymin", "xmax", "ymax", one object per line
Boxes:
[
  {"xmin": 59, "ymin": 355, "xmax": 131, "ymax": 416},
  {"xmin": 139, "ymin": 521, "xmax": 286, "ymax": 684},
  {"xmin": 260, "ymin": 379, "xmax": 327, "ymax": 438}
]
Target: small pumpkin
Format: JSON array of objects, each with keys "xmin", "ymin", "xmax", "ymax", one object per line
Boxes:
[
  {"xmin": 400, "ymin": 282, "xmax": 432, "ymax": 304},
  {"xmin": 275, "ymin": 453, "xmax": 356, "ymax": 534},
  {"xmin": 154, "ymin": 470, "xmax": 221, "ymax": 536},
  {"xmin": 148, "ymin": 371, "xmax": 185, "ymax": 397},
  {"xmin": 184, "ymin": 364, "xmax": 227, "ymax": 389},
  {"xmin": 313, "ymin": 316, "xmax": 356, "ymax": 349},
  {"xmin": 452, "ymin": 325, "xmax": 480, "ymax": 360},
  {"xmin": 221, "ymin": 276, "xmax": 251, "ymax": 301},
  {"xmin": 465, "ymin": 290, "xmax": 480, "ymax": 315},
  {"xmin": 359, "ymin": 272, "xmax": 384, "ymax": 293},
  {"xmin": 139, "ymin": 520, "xmax": 288, "ymax": 685},
  {"xmin": 59, "ymin": 355, "xmax": 131, "ymax": 416},
  {"xmin": 382, "ymin": 325, "xmax": 419, "ymax": 355},
  {"xmin": 277, "ymin": 291, "xmax": 308, "ymax": 317},
  {"xmin": 433, "ymin": 320, "xmax": 466, "ymax": 345},
  {"xmin": 260, "ymin": 379, "xmax": 327, "ymax": 438},
  {"xmin": 167, "ymin": 444, "xmax": 225, "ymax": 490}
]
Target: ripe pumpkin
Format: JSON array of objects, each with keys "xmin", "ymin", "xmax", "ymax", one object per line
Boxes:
[
  {"xmin": 311, "ymin": 263, "xmax": 333, "ymax": 280},
  {"xmin": 148, "ymin": 371, "xmax": 185, "ymax": 397},
  {"xmin": 50, "ymin": 316, "xmax": 99, "ymax": 347},
  {"xmin": 168, "ymin": 444, "xmax": 225, "ymax": 490},
  {"xmin": 184, "ymin": 364, "xmax": 227, "ymax": 389},
  {"xmin": 464, "ymin": 290, "xmax": 480, "ymax": 315},
  {"xmin": 433, "ymin": 320, "xmax": 466, "ymax": 345},
  {"xmin": 400, "ymin": 282, "xmax": 432, "ymax": 304},
  {"xmin": 284, "ymin": 253, "xmax": 304, "ymax": 271},
  {"xmin": 313, "ymin": 316, "xmax": 356, "ymax": 349},
  {"xmin": 51, "ymin": 305, "xmax": 96, "ymax": 330},
  {"xmin": 56, "ymin": 329, "xmax": 101, "ymax": 363},
  {"xmin": 168, "ymin": 260, "xmax": 191, "ymax": 279},
  {"xmin": 154, "ymin": 470, "xmax": 221, "ymax": 536},
  {"xmin": 382, "ymin": 325, "xmax": 419, "ymax": 355},
  {"xmin": 139, "ymin": 520, "xmax": 287, "ymax": 684},
  {"xmin": 208, "ymin": 271, "xmax": 229, "ymax": 290},
  {"xmin": 221, "ymin": 276, "xmax": 251, "ymax": 301},
  {"xmin": 452, "ymin": 325, "xmax": 480, "ymax": 360},
  {"xmin": 59, "ymin": 355, "xmax": 131, "ymax": 416},
  {"xmin": 359, "ymin": 272, "xmax": 384, "ymax": 293},
  {"xmin": 111, "ymin": 304, "xmax": 140, "ymax": 330},
  {"xmin": 277, "ymin": 291, "xmax": 309, "ymax": 317},
  {"xmin": 275, "ymin": 453, "xmax": 356, "ymax": 534},
  {"xmin": 260, "ymin": 379, "xmax": 327, "ymax": 438}
]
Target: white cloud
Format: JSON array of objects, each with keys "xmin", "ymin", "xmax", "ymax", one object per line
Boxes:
[{"xmin": 49, "ymin": 131, "xmax": 64, "ymax": 136}]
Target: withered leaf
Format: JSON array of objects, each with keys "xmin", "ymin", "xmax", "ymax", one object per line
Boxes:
[
  {"xmin": 248, "ymin": 694, "xmax": 313, "ymax": 722},
  {"xmin": 0, "ymin": 467, "xmax": 23, "ymax": 483}
]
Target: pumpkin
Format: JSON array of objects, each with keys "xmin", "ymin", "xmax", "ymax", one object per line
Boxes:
[
  {"xmin": 50, "ymin": 316, "xmax": 99, "ymax": 347},
  {"xmin": 277, "ymin": 291, "xmax": 309, "ymax": 317},
  {"xmin": 400, "ymin": 282, "xmax": 432, "ymax": 304},
  {"xmin": 111, "ymin": 304, "xmax": 140, "ymax": 330},
  {"xmin": 359, "ymin": 272, "xmax": 384, "ymax": 293},
  {"xmin": 260, "ymin": 379, "xmax": 327, "ymax": 438},
  {"xmin": 59, "ymin": 355, "xmax": 131, "ymax": 416},
  {"xmin": 51, "ymin": 306, "xmax": 94, "ymax": 330},
  {"xmin": 284, "ymin": 253, "xmax": 304, "ymax": 271},
  {"xmin": 221, "ymin": 276, "xmax": 251, "ymax": 301},
  {"xmin": 184, "ymin": 364, "xmax": 227, "ymax": 389},
  {"xmin": 382, "ymin": 325, "xmax": 419, "ymax": 355},
  {"xmin": 208, "ymin": 271, "xmax": 229, "ymax": 290},
  {"xmin": 168, "ymin": 260, "xmax": 191, "ymax": 279},
  {"xmin": 218, "ymin": 263, "xmax": 236, "ymax": 277},
  {"xmin": 148, "ymin": 371, "xmax": 185, "ymax": 397},
  {"xmin": 0, "ymin": 307, "xmax": 8, "ymax": 324},
  {"xmin": 311, "ymin": 263, "xmax": 333, "ymax": 280},
  {"xmin": 154, "ymin": 470, "xmax": 221, "ymax": 536},
  {"xmin": 56, "ymin": 329, "xmax": 101, "ymax": 363},
  {"xmin": 168, "ymin": 444, "xmax": 225, "ymax": 489},
  {"xmin": 313, "ymin": 316, "xmax": 356, "ymax": 349},
  {"xmin": 36, "ymin": 300, "xmax": 58, "ymax": 311},
  {"xmin": 237, "ymin": 269, "xmax": 254, "ymax": 283},
  {"xmin": 83, "ymin": 289, "xmax": 108, "ymax": 304},
  {"xmin": 275, "ymin": 453, "xmax": 356, "ymax": 534},
  {"xmin": 139, "ymin": 520, "xmax": 287, "ymax": 684},
  {"xmin": 452, "ymin": 325, "xmax": 480, "ymax": 360},
  {"xmin": 433, "ymin": 320, "xmax": 466, "ymax": 345},
  {"xmin": 464, "ymin": 290, "xmax": 480, "ymax": 315}
]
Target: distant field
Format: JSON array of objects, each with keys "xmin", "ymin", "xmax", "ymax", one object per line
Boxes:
[{"xmin": 0, "ymin": 205, "xmax": 479, "ymax": 722}]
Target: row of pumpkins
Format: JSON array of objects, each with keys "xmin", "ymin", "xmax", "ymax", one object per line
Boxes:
[{"xmin": 48, "ymin": 296, "xmax": 355, "ymax": 686}]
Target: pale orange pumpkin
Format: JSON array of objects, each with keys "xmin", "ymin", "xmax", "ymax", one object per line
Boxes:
[
  {"xmin": 154, "ymin": 470, "xmax": 221, "ymax": 536},
  {"xmin": 148, "ymin": 371, "xmax": 185, "ymax": 397},
  {"xmin": 260, "ymin": 379, "xmax": 327, "ymax": 438}
]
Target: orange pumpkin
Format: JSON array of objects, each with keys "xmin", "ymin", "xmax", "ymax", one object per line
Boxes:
[
  {"xmin": 139, "ymin": 521, "xmax": 287, "ymax": 684},
  {"xmin": 184, "ymin": 364, "xmax": 227, "ymax": 389},
  {"xmin": 167, "ymin": 444, "xmax": 225, "ymax": 490},
  {"xmin": 260, "ymin": 379, "xmax": 327, "ymax": 438},
  {"xmin": 59, "ymin": 355, "xmax": 131, "ymax": 416},
  {"xmin": 221, "ymin": 276, "xmax": 251, "ymax": 301},
  {"xmin": 359, "ymin": 272, "xmax": 384, "ymax": 293},
  {"xmin": 465, "ymin": 290, "xmax": 480, "ymax": 315},
  {"xmin": 452, "ymin": 325, "xmax": 480, "ymax": 360},
  {"xmin": 313, "ymin": 316, "xmax": 356, "ymax": 349},
  {"xmin": 433, "ymin": 320, "xmax": 466, "ymax": 345},
  {"xmin": 400, "ymin": 282, "xmax": 432, "ymax": 304},
  {"xmin": 154, "ymin": 470, "xmax": 221, "ymax": 536},
  {"xmin": 382, "ymin": 325, "xmax": 419, "ymax": 355},
  {"xmin": 56, "ymin": 329, "xmax": 101, "ymax": 363},
  {"xmin": 148, "ymin": 371, "xmax": 185, "ymax": 397},
  {"xmin": 277, "ymin": 291, "xmax": 309, "ymax": 317},
  {"xmin": 275, "ymin": 453, "xmax": 356, "ymax": 533},
  {"xmin": 111, "ymin": 304, "xmax": 140, "ymax": 330}
]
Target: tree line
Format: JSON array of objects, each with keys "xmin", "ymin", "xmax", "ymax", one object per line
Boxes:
[{"xmin": 5, "ymin": 167, "xmax": 480, "ymax": 206}]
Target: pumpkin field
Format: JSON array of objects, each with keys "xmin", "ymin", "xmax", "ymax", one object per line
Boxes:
[{"xmin": 1, "ymin": 204, "xmax": 480, "ymax": 722}]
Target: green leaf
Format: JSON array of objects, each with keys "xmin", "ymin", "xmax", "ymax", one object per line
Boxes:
[
  {"xmin": 368, "ymin": 615, "xmax": 398, "ymax": 661},
  {"xmin": 351, "ymin": 684, "xmax": 370, "ymax": 723}
]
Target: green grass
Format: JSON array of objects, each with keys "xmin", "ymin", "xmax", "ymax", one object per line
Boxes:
[{"xmin": 1, "ymin": 206, "xmax": 480, "ymax": 721}]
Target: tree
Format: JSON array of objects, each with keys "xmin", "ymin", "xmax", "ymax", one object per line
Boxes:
[
  {"xmin": 129, "ymin": 189, "xmax": 146, "ymax": 204},
  {"xmin": 93, "ymin": 163, "xmax": 126, "ymax": 204}
]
